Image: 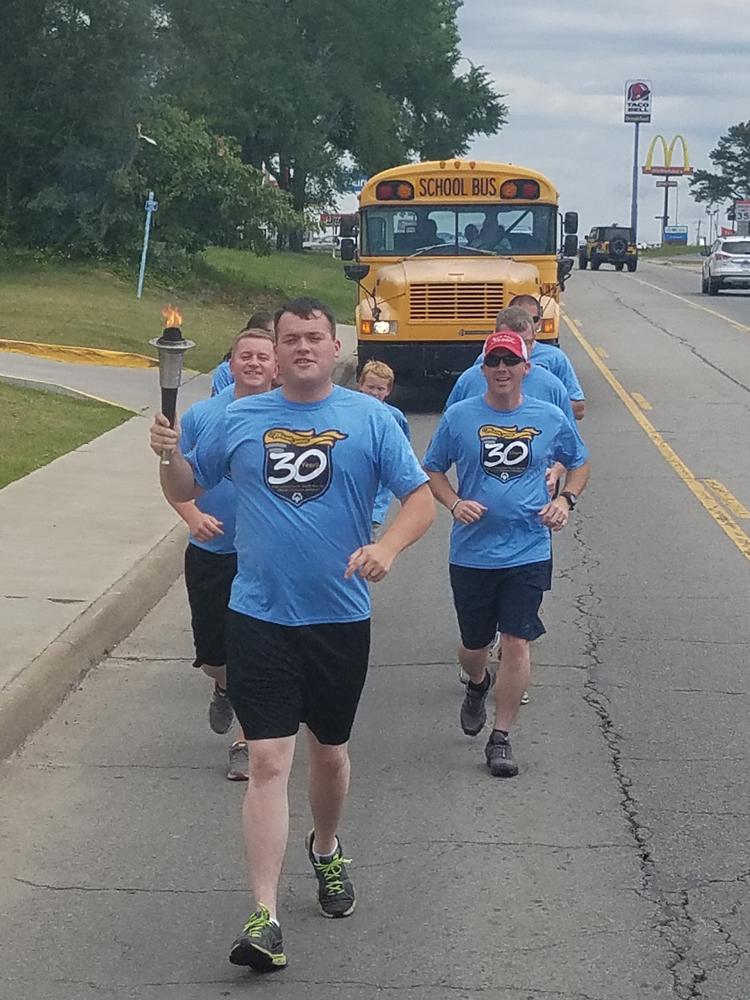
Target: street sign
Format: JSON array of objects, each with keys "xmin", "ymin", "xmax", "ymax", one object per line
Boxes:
[
  {"xmin": 655, "ymin": 180, "xmax": 678, "ymax": 188},
  {"xmin": 664, "ymin": 225, "xmax": 688, "ymax": 244},
  {"xmin": 625, "ymin": 80, "xmax": 652, "ymax": 123},
  {"xmin": 734, "ymin": 200, "xmax": 750, "ymax": 223},
  {"xmin": 145, "ymin": 198, "xmax": 159, "ymax": 212},
  {"xmin": 350, "ymin": 176, "xmax": 367, "ymax": 194}
]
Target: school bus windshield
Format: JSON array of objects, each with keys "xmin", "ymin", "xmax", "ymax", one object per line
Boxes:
[{"xmin": 361, "ymin": 203, "xmax": 558, "ymax": 258}]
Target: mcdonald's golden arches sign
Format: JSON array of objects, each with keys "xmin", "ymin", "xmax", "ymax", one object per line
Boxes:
[{"xmin": 642, "ymin": 135, "xmax": 693, "ymax": 176}]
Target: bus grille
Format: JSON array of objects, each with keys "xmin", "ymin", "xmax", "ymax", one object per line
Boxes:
[{"xmin": 409, "ymin": 282, "xmax": 505, "ymax": 321}]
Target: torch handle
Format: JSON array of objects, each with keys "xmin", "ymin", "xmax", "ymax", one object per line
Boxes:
[{"xmin": 160, "ymin": 387, "xmax": 179, "ymax": 466}]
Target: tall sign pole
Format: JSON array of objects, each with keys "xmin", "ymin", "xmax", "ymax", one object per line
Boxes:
[
  {"xmin": 137, "ymin": 191, "xmax": 159, "ymax": 300},
  {"xmin": 624, "ymin": 80, "xmax": 653, "ymax": 240},
  {"xmin": 630, "ymin": 122, "xmax": 641, "ymax": 236},
  {"xmin": 642, "ymin": 135, "xmax": 693, "ymax": 245}
]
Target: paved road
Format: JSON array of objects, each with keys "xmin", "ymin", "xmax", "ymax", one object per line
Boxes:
[{"xmin": 1, "ymin": 270, "xmax": 749, "ymax": 999}]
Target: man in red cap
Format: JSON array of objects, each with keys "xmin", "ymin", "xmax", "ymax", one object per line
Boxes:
[{"xmin": 423, "ymin": 331, "xmax": 590, "ymax": 777}]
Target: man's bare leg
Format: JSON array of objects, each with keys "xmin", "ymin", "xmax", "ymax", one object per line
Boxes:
[
  {"xmin": 458, "ymin": 643, "xmax": 489, "ymax": 684},
  {"xmin": 243, "ymin": 735, "xmax": 296, "ymax": 919},
  {"xmin": 493, "ymin": 634, "xmax": 531, "ymax": 733},
  {"xmin": 306, "ymin": 731, "xmax": 351, "ymax": 856}
]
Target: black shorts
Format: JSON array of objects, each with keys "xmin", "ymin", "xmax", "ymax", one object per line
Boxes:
[
  {"xmin": 224, "ymin": 611, "xmax": 371, "ymax": 745},
  {"xmin": 449, "ymin": 560, "xmax": 552, "ymax": 649},
  {"xmin": 184, "ymin": 544, "xmax": 237, "ymax": 667}
]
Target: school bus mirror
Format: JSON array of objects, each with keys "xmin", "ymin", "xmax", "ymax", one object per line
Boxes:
[
  {"xmin": 340, "ymin": 238, "xmax": 357, "ymax": 262},
  {"xmin": 562, "ymin": 234, "xmax": 578, "ymax": 257},
  {"xmin": 339, "ymin": 214, "xmax": 359, "ymax": 238},
  {"xmin": 344, "ymin": 263, "xmax": 370, "ymax": 282},
  {"xmin": 563, "ymin": 211, "xmax": 579, "ymax": 235}
]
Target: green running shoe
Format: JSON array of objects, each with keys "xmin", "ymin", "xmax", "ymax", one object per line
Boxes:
[
  {"xmin": 229, "ymin": 906, "xmax": 287, "ymax": 971},
  {"xmin": 305, "ymin": 831, "xmax": 356, "ymax": 918}
]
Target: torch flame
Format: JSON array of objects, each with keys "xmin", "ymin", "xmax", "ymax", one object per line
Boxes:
[{"xmin": 161, "ymin": 305, "xmax": 183, "ymax": 328}]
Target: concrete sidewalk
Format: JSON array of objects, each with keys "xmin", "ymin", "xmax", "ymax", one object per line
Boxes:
[{"xmin": 0, "ymin": 328, "xmax": 357, "ymax": 759}]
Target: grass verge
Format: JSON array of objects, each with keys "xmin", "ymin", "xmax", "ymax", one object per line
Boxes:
[
  {"xmin": 0, "ymin": 249, "xmax": 354, "ymax": 372},
  {"xmin": 641, "ymin": 244, "xmax": 703, "ymax": 259},
  {"xmin": 0, "ymin": 382, "xmax": 131, "ymax": 489}
]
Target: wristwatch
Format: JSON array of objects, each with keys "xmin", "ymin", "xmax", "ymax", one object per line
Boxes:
[{"xmin": 560, "ymin": 491, "xmax": 578, "ymax": 510}]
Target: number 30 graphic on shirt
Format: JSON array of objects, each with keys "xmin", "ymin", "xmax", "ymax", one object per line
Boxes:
[
  {"xmin": 483, "ymin": 441, "xmax": 529, "ymax": 468},
  {"xmin": 263, "ymin": 427, "xmax": 348, "ymax": 506},
  {"xmin": 478, "ymin": 423, "xmax": 541, "ymax": 483},
  {"xmin": 267, "ymin": 448, "xmax": 328, "ymax": 485}
]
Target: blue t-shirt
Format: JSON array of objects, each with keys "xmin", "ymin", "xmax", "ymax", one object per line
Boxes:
[
  {"xmin": 372, "ymin": 402, "xmax": 411, "ymax": 525},
  {"xmin": 188, "ymin": 385, "xmax": 428, "ymax": 626},
  {"xmin": 531, "ymin": 343, "xmax": 584, "ymax": 401},
  {"xmin": 211, "ymin": 360, "xmax": 233, "ymax": 397},
  {"xmin": 470, "ymin": 343, "xmax": 584, "ymax": 401},
  {"xmin": 445, "ymin": 362, "xmax": 577, "ymax": 426},
  {"xmin": 179, "ymin": 387, "xmax": 237, "ymax": 555},
  {"xmin": 423, "ymin": 395, "xmax": 588, "ymax": 570}
]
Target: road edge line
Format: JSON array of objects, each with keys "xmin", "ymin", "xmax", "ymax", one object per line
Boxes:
[
  {"xmin": 0, "ymin": 523, "xmax": 187, "ymax": 762},
  {"xmin": 562, "ymin": 312, "xmax": 750, "ymax": 564}
]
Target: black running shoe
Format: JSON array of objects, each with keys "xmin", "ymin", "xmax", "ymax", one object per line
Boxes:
[
  {"xmin": 305, "ymin": 831, "xmax": 356, "ymax": 918},
  {"xmin": 229, "ymin": 906, "xmax": 287, "ymax": 971},
  {"xmin": 485, "ymin": 731, "xmax": 519, "ymax": 778},
  {"xmin": 460, "ymin": 671, "xmax": 491, "ymax": 736}
]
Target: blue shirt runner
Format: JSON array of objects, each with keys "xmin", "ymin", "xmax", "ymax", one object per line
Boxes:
[
  {"xmin": 179, "ymin": 386, "xmax": 237, "ymax": 555},
  {"xmin": 188, "ymin": 385, "xmax": 428, "ymax": 626},
  {"xmin": 423, "ymin": 394, "xmax": 588, "ymax": 570}
]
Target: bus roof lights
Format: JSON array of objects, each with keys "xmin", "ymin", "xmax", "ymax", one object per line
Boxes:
[{"xmin": 500, "ymin": 179, "xmax": 540, "ymax": 200}]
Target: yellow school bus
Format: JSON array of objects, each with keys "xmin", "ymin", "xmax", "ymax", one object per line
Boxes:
[{"xmin": 340, "ymin": 159, "xmax": 578, "ymax": 377}]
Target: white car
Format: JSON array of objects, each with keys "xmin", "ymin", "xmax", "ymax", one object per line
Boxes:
[{"xmin": 701, "ymin": 236, "xmax": 750, "ymax": 295}]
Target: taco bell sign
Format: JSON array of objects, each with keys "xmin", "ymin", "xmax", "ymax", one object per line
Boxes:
[{"xmin": 624, "ymin": 80, "xmax": 652, "ymax": 123}]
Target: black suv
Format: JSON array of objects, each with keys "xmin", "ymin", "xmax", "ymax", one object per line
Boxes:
[{"xmin": 579, "ymin": 226, "xmax": 637, "ymax": 272}]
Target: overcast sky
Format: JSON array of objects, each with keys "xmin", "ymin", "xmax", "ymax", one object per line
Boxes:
[{"xmin": 457, "ymin": 0, "xmax": 750, "ymax": 243}]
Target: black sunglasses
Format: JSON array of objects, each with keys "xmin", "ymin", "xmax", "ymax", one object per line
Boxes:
[
  {"xmin": 531, "ymin": 314, "xmax": 542, "ymax": 322},
  {"xmin": 484, "ymin": 353, "xmax": 525, "ymax": 368}
]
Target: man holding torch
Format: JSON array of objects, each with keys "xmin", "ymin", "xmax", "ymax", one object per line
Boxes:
[
  {"xmin": 167, "ymin": 326, "xmax": 277, "ymax": 781},
  {"xmin": 149, "ymin": 297, "xmax": 434, "ymax": 972}
]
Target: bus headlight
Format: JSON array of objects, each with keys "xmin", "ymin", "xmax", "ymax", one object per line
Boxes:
[{"xmin": 374, "ymin": 320, "xmax": 397, "ymax": 335}]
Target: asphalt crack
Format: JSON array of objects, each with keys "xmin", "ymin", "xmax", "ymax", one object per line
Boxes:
[
  {"xmin": 570, "ymin": 512, "xmax": 726, "ymax": 998},
  {"xmin": 610, "ymin": 289, "xmax": 750, "ymax": 396}
]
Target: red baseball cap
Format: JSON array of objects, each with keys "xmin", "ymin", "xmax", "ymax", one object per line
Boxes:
[{"xmin": 482, "ymin": 331, "xmax": 529, "ymax": 362}]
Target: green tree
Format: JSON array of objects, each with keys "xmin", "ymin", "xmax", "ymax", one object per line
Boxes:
[
  {"xmin": 162, "ymin": 0, "xmax": 506, "ymax": 245},
  {"xmin": 0, "ymin": 0, "xmax": 163, "ymax": 251},
  {"xmin": 118, "ymin": 97, "xmax": 301, "ymax": 261},
  {"xmin": 690, "ymin": 122, "xmax": 750, "ymax": 205}
]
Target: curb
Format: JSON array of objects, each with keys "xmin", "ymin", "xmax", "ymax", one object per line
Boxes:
[
  {"xmin": 0, "ymin": 523, "xmax": 186, "ymax": 761},
  {"xmin": 0, "ymin": 339, "xmax": 158, "ymax": 369}
]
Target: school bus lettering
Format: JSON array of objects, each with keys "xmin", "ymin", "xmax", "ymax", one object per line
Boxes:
[
  {"xmin": 471, "ymin": 177, "xmax": 498, "ymax": 197},
  {"xmin": 417, "ymin": 176, "xmax": 499, "ymax": 199}
]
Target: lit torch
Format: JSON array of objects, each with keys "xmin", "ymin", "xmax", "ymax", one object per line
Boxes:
[{"xmin": 149, "ymin": 305, "xmax": 195, "ymax": 465}]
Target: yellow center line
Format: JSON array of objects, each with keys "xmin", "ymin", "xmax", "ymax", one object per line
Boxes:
[
  {"xmin": 562, "ymin": 312, "xmax": 750, "ymax": 563},
  {"xmin": 630, "ymin": 275, "xmax": 750, "ymax": 333},
  {"xmin": 703, "ymin": 479, "xmax": 750, "ymax": 519},
  {"xmin": 631, "ymin": 392, "xmax": 652, "ymax": 411},
  {"xmin": 595, "ymin": 346, "xmax": 609, "ymax": 359}
]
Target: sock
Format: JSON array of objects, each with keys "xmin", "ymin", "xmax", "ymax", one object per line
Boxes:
[
  {"xmin": 492, "ymin": 728, "xmax": 509, "ymax": 742},
  {"xmin": 312, "ymin": 835, "xmax": 339, "ymax": 862},
  {"xmin": 467, "ymin": 671, "xmax": 490, "ymax": 692}
]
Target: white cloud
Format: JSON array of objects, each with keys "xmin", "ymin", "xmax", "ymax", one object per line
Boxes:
[{"xmin": 458, "ymin": 0, "xmax": 750, "ymax": 239}]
